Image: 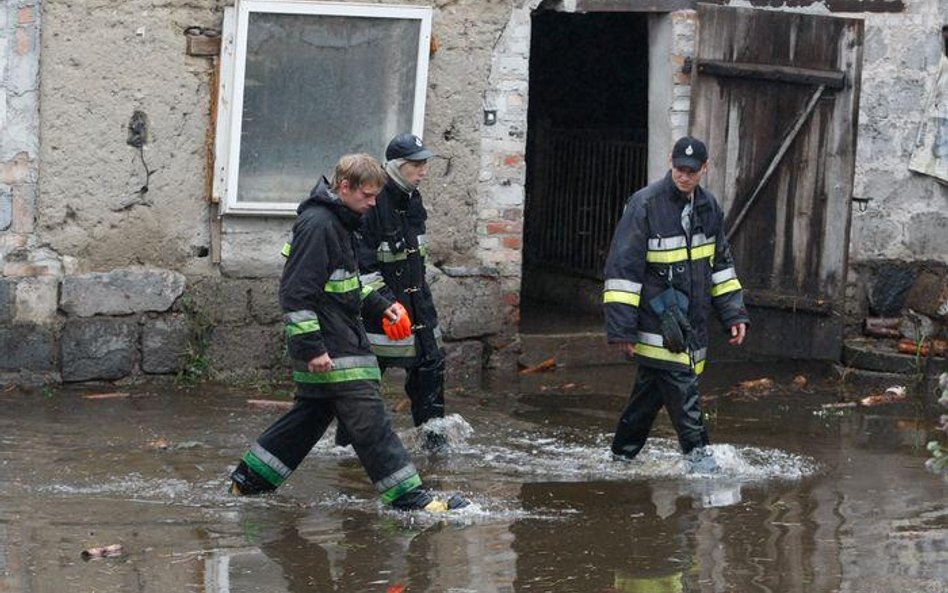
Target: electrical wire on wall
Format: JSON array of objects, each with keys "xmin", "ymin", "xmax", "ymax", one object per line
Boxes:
[{"xmin": 127, "ymin": 110, "xmax": 154, "ymax": 197}]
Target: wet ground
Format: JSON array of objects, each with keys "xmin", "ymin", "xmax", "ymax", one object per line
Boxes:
[{"xmin": 1, "ymin": 361, "xmax": 946, "ymax": 593}]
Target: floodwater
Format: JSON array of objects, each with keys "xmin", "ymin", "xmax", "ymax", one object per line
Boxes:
[{"xmin": 1, "ymin": 362, "xmax": 945, "ymax": 593}]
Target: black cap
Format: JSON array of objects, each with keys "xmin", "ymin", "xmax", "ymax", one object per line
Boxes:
[
  {"xmin": 385, "ymin": 133, "xmax": 434, "ymax": 162},
  {"xmin": 671, "ymin": 136, "xmax": 708, "ymax": 170}
]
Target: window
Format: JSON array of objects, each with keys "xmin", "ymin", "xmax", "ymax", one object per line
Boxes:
[{"xmin": 214, "ymin": 1, "xmax": 432, "ymax": 215}]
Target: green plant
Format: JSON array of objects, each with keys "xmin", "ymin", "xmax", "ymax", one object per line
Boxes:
[
  {"xmin": 925, "ymin": 372, "xmax": 948, "ymax": 475},
  {"xmin": 176, "ymin": 297, "xmax": 215, "ymax": 386},
  {"xmin": 41, "ymin": 385, "xmax": 56, "ymax": 398}
]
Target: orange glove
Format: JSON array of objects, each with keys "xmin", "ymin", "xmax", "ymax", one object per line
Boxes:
[{"xmin": 383, "ymin": 302, "xmax": 413, "ymax": 341}]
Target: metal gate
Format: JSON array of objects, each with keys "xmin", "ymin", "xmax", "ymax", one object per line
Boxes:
[{"xmin": 525, "ymin": 124, "xmax": 647, "ymax": 280}]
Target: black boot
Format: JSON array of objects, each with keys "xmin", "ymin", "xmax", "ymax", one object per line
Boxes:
[
  {"xmin": 229, "ymin": 461, "xmax": 278, "ymax": 496},
  {"xmin": 391, "ymin": 488, "xmax": 469, "ymax": 512}
]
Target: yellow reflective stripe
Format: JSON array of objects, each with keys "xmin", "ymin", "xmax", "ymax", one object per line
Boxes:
[
  {"xmin": 324, "ymin": 276, "xmax": 360, "ymax": 293},
  {"xmin": 377, "ymin": 244, "xmax": 429, "ymax": 263},
  {"xmin": 603, "ymin": 290, "xmax": 641, "ymax": 306},
  {"xmin": 635, "ymin": 344, "xmax": 707, "ymax": 375},
  {"xmin": 635, "ymin": 343, "xmax": 692, "ymax": 365},
  {"xmin": 285, "ymin": 319, "xmax": 320, "ymax": 337},
  {"xmin": 710, "ymin": 278, "xmax": 742, "ymax": 297},
  {"xmin": 293, "ymin": 366, "xmax": 381, "ymax": 384},
  {"xmin": 281, "ymin": 242, "xmax": 292, "ymax": 257},
  {"xmin": 690, "ymin": 243, "xmax": 715, "ymax": 260},
  {"xmin": 646, "ymin": 248, "xmax": 688, "ymax": 264}
]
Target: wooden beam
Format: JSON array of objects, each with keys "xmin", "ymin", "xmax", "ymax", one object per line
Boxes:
[{"xmin": 697, "ymin": 59, "xmax": 846, "ymax": 89}]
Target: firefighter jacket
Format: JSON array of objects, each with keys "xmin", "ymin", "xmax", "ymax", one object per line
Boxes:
[
  {"xmin": 354, "ymin": 178, "xmax": 443, "ymax": 365},
  {"xmin": 279, "ymin": 177, "xmax": 393, "ymax": 388},
  {"xmin": 603, "ymin": 171, "xmax": 750, "ymax": 374}
]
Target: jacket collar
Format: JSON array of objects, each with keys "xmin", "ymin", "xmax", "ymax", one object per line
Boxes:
[{"xmin": 299, "ymin": 176, "xmax": 363, "ymax": 231}]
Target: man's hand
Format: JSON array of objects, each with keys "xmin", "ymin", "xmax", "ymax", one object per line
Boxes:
[
  {"xmin": 383, "ymin": 302, "xmax": 412, "ymax": 340},
  {"xmin": 307, "ymin": 352, "xmax": 333, "ymax": 373},
  {"xmin": 616, "ymin": 342, "xmax": 636, "ymax": 359},
  {"xmin": 729, "ymin": 323, "xmax": 747, "ymax": 346}
]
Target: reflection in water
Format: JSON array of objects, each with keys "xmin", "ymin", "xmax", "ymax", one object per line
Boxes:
[
  {"xmin": 205, "ymin": 506, "xmax": 518, "ymax": 592},
  {"xmin": 0, "ymin": 381, "xmax": 945, "ymax": 593}
]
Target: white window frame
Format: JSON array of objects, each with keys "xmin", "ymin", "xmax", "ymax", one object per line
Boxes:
[{"xmin": 213, "ymin": 1, "xmax": 433, "ymax": 215}]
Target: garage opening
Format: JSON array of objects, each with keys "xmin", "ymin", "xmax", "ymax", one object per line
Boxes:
[{"xmin": 521, "ymin": 10, "xmax": 650, "ymax": 331}]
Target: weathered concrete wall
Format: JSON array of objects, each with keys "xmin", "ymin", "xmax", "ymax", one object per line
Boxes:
[
  {"xmin": 38, "ymin": 0, "xmax": 224, "ymax": 273},
  {"xmin": 6, "ymin": 0, "xmax": 947, "ymax": 384}
]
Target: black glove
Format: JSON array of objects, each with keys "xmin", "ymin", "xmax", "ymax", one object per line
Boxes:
[{"xmin": 661, "ymin": 305, "xmax": 687, "ymax": 353}]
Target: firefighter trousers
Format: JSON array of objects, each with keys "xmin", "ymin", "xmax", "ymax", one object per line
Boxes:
[
  {"xmin": 335, "ymin": 353, "xmax": 445, "ymax": 446},
  {"xmin": 611, "ymin": 365, "xmax": 709, "ymax": 460},
  {"xmin": 234, "ymin": 381, "xmax": 421, "ymax": 501}
]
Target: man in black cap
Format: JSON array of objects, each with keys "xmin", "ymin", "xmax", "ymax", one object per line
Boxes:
[
  {"xmin": 335, "ymin": 133, "xmax": 449, "ymax": 452},
  {"xmin": 602, "ymin": 136, "xmax": 750, "ymax": 470}
]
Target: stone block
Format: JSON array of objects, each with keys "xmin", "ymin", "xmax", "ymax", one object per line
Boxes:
[
  {"xmin": 428, "ymin": 269, "xmax": 505, "ymax": 340},
  {"xmin": 907, "ymin": 212, "xmax": 948, "ymax": 260},
  {"xmin": 249, "ymin": 280, "xmax": 282, "ymax": 324},
  {"xmin": 61, "ymin": 317, "xmax": 140, "ymax": 381},
  {"xmin": 184, "ymin": 276, "xmax": 252, "ymax": 324},
  {"xmin": 61, "ymin": 267, "xmax": 185, "ymax": 317},
  {"xmin": 0, "ymin": 323, "xmax": 56, "ymax": 371},
  {"xmin": 142, "ymin": 314, "xmax": 189, "ymax": 374},
  {"xmin": 904, "ymin": 266, "xmax": 948, "ymax": 320},
  {"xmin": 444, "ymin": 340, "xmax": 483, "ymax": 390},
  {"xmin": 208, "ymin": 324, "xmax": 283, "ymax": 377},
  {"xmin": 14, "ymin": 276, "xmax": 58, "ymax": 324},
  {"xmin": 0, "ymin": 278, "xmax": 13, "ymax": 324},
  {"xmin": 0, "ymin": 186, "xmax": 11, "ymax": 231},
  {"xmin": 219, "ymin": 221, "xmax": 288, "ymax": 279},
  {"xmin": 868, "ymin": 263, "xmax": 916, "ymax": 317}
]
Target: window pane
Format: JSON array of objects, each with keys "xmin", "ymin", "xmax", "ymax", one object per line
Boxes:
[{"xmin": 237, "ymin": 13, "xmax": 419, "ymax": 204}]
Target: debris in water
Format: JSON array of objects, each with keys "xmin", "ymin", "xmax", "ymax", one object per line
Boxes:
[
  {"xmin": 83, "ymin": 392, "xmax": 130, "ymax": 400},
  {"xmin": 792, "ymin": 375, "xmax": 808, "ymax": 388},
  {"xmin": 860, "ymin": 385, "xmax": 907, "ymax": 407},
  {"xmin": 821, "ymin": 402, "xmax": 857, "ymax": 409},
  {"xmin": 81, "ymin": 544, "xmax": 124, "ymax": 560},
  {"xmin": 386, "ymin": 585, "xmax": 407, "ymax": 593},
  {"xmin": 246, "ymin": 399, "xmax": 293, "ymax": 411},
  {"xmin": 519, "ymin": 357, "xmax": 556, "ymax": 375},
  {"xmin": 737, "ymin": 378, "xmax": 774, "ymax": 391},
  {"xmin": 539, "ymin": 382, "xmax": 579, "ymax": 392},
  {"xmin": 145, "ymin": 438, "xmax": 171, "ymax": 450}
]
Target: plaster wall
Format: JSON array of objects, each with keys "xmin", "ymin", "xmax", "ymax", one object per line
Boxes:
[{"xmin": 849, "ymin": 0, "xmax": 948, "ymax": 263}]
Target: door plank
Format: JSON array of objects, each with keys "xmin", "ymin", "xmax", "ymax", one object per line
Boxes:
[{"xmin": 726, "ymin": 84, "xmax": 826, "ymax": 241}]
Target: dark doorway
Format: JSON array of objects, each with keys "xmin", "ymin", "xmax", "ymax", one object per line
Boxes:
[{"xmin": 522, "ymin": 11, "xmax": 649, "ymax": 332}]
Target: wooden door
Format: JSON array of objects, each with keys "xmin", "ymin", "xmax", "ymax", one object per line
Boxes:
[{"xmin": 690, "ymin": 4, "xmax": 863, "ymax": 360}]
